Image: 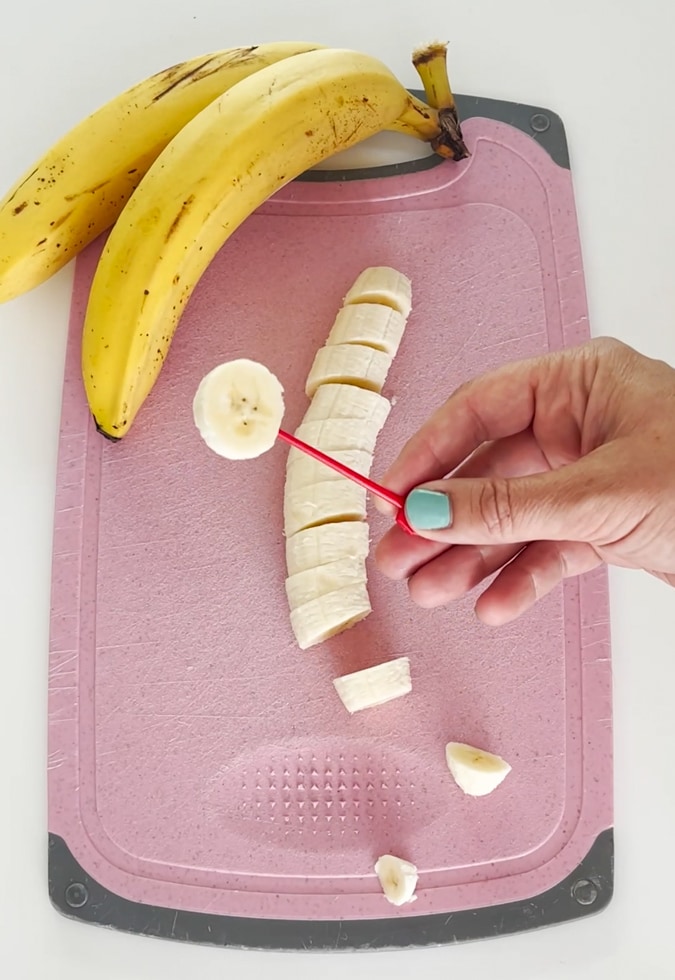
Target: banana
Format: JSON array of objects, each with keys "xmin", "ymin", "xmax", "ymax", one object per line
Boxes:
[
  {"xmin": 305, "ymin": 343, "xmax": 393, "ymax": 398},
  {"xmin": 342, "ymin": 266, "xmax": 412, "ymax": 317},
  {"xmin": 445, "ymin": 742, "xmax": 512, "ymax": 797},
  {"xmin": 285, "ymin": 449, "xmax": 373, "ymax": 489},
  {"xmin": 285, "ymin": 522, "xmax": 370, "ymax": 576},
  {"xmin": 80, "ymin": 48, "xmax": 450, "ymax": 439},
  {"xmin": 289, "ymin": 584, "xmax": 372, "ymax": 651},
  {"xmin": 332, "ymin": 656, "xmax": 412, "ymax": 713},
  {"xmin": 192, "ymin": 359, "xmax": 284, "ymax": 460},
  {"xmin": 284, "ymin": 480, "xmax": 367, "ymax": 538},
  {"xmin": 374, "ymin": 854, "xmax": 419, "ymax": 906},
  {"xmin": 301, "ymin": 383, "xmax": 391, "ymax": 426},
  {"xmin": 292, "ymin": 417, "xmax": 388, "ymax": 454},
  {"xmin": 412, "ymin": 42, "xmax": 469, "ymax": 161},
  {"xmin": 285, "ymin": 555, "xmax": 367, "ymax": 608},
  {"xmin": 0, "ymin": 42, "xmax": 326, "ymax": 303},
  {"xmin": 326, "ymin": 303, "xmax": 408, "ymax": 357}
]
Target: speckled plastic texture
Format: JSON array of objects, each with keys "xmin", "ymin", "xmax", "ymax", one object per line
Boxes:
[{"xmin": 48, "ymin": 112, "xmax": 613, "ymax": 936}]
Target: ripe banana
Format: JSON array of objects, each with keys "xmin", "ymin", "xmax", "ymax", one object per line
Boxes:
[
  {"xmin": 333, "ymin": 657, "xmax": 412, "ymax": 713},
  {"xmin": 374, "ymin": 854, "xmax": 419, "ymax": 906},
  {"xmin": 445, "ymin": 742, "xmax": 512, "ymax": 797},
  {"xmin": 81, "ymin": 50, "xmax": 433, "ymax": 439},
  {"xmin": 285, "ymin": 522, "xmax": 370, "ymax": 577},
  {"xmin": 0, "ymin": 42, "xmax": 326, "ymax": 303},
  {"xmin": 326, "ymin": 304, "xmax": 408, "ymax": 357},
  {"xmin": 412, "ymin": 41, "xmax": 469, "ymax": 160},
  {"xmin": 283, "ymin": 266, "xmax": 411, "ymax": 650},
  {"xmin": 192, "ymin": 358, "xmax": 284, "ymax": 459}
]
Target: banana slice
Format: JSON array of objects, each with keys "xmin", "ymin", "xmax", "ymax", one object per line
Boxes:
[
  {"xmin": 445, "ymin": 742, "xmax": 512, "ymax": 797},
  {"xmin": 293, "ymin": 418, "xmax": 387, "ymax": 453},
  {"xmin": 327, "ymin": 303, "xmax": 408, "ymax": 357},
  {"xmin": 285, "ymin": 555, "xmax": 367, "ymax": 609},
  {"xmin": 285, "ymin": 522, "xmax": 370, "ymax": 576},
  {"xmin": 343, "ymin": 266, "xmax": 412, "ymax": 318},
  {"xmin": 332, "ymin": 656, "xmax": 411, "ymax": 713},
  {"xmin": 284, "ymin": 480, "xmax": 367, "ymax": 538},
  {"xmin": 285, "ymin": 449, "xmax": 372, "ymax": 489},
  {"xmin": 305, "ymin": 343, "xmax": 392, "ymax": 398},
  {"xmin": 289, "ymin": 583, "xmax": 371, "ymax": 650},
  {"xmin": 302, "ymin": 383, "xmax": 391, "ymax": 427},
  {"xmin": 193, "ymin": 358, "xmax": 284, "ymax": 460},
  {"xmin": 374, "ymin": 854, "xmax": 418, "ymax": 907}
]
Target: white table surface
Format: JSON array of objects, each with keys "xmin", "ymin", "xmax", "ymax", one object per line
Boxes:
[{"xmin": 1, "ymin": 1, "xmax": 674, "ymax": 977}]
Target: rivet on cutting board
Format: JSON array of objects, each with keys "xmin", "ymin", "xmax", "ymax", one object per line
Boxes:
[
  {"xmin": 65, "ymin": 882, "xmax": 89, "ymax": 908},
  {"xmin": 571, "ymin": 878, "xmax": 599, "ymax": 906},
  {"xmin": 530, "ymin": 113, "xmax": 551, "ymax": 133}
]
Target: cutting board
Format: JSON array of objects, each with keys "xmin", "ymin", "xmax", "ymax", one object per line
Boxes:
[{"xmin": 47, "ymin": 93, "xmax": 613, "ymax": 950}]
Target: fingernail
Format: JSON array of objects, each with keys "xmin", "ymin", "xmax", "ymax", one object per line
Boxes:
[{"xmin": 404, "ymin": 488, "xmax": 452, "ymax": 530}]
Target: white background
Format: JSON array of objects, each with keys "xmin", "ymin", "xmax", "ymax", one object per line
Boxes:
[{"xmin": 1, "ymin": 1, "xmax": 674, "ymax": 977}]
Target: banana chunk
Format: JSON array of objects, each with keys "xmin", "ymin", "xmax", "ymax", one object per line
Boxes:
[
  {"xmin": 285, "ymin": 522, "xmax": 370, "ymax": 576},
  {"xmin": 293, "ymin": 417, "xmax": 387, "ymax": 453},
  {"xmin": 327, "ymin": 303, "xmax": 408, "ymax": 357},
  {"xmin": 290, "ymin": 583, "xmax": 372, "ymax": 650},
  {"xmin": 193, "ymin": 358, "xmax": 284, "ymax": 460},
  {"xmin": 285, "ymin": 449, "xmax": 372, "ymax": 488},
  {"xmin": 284, "ymin": 480, "xmax": 367, "ymax": 538},
  {"xmin": 374, "ymin": 854, "xmax": 418, "ymax": 906},
  {"xmin": 305, "ymin": 343, "xmax": 392, "ymax": 398},
  {"xmin": 302, "ymin": 383, "xmax": 391, "ymax": 427},
  {"xmin": 333, "ymin": 656, "xmax": 411, "ymax": 713},
  {"xmin": 342, "ymin": 266, "xmax": 412, "ymax": 318},
  {"xmin": 285, "ymin": 555, "xmax": 367, "ymax": 609},
  {"xmin": 445, "ymin": 742, "xmax": 512, "ymax": 797}
]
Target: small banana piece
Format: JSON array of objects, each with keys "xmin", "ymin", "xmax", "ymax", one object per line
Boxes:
[
  {"xmin": 301, "ymin": 383, "xmax": 391, "ymax": 426},
  {"xmin": 192, "ymin": 359, "xmax": 284, "ymax": 460},
  {"xmin": 305, "ymin": 343, "xmax": 392, "ymax": 398},
  {"xmin": 286, "ymin": 449, "xmax": 373, "ymax": 489},
  {"xmin": 285, "ymin": 522, "xmax": 370, "ymax": 576},
  {"xmin": 374, "ymin": 854, "xmax": 419, "ymax": 907},
  {"xmin": 342, "ymin": 266, "xmax": 412, "ymax": 317},
  {"xmin": 326, "ymin": 304, "xmax": 408, "ymax": 357},
  {"xmin": 285, "ymin": 556, "xmax": 367, "ymax": 608},
  {"xmin": 445, "ymin": 742, "xmax": 512, "ymax": 797},
  {"xmin": 333, "ymin": 656, "xmax": 411, "ymax": 713},
  {"xmin": 0, "ymin": 42, "xmax": 325, "ymax": 303},
  {"xmin": 81, "ymin": 48, "xmax": 444, "ymax": 438},
  {"xmin": 292, "ymin": 417, "xmax": 388, "ymax": 454},
  {"xmin": 289, "ymin": 584, "xmax": 372, "ymax": 651},
  {"xmin": 284, "ymin": 480, "xmax": 367, "ymax": 538}
]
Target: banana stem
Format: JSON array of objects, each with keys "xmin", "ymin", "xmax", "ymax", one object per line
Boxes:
[{"xmin": 411, "ymin": 41, "xmax": 469, "ymax": 161}]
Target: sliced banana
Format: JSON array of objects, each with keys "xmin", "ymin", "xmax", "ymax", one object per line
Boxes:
[
  {"xmin": 305, "ymin": 343, "xmax": 392, "ymax": 398},
  {"xmin": 293, "ymin": 417, "xmax": 387, "ymax": 453},
  {"xmin": 289, "ymin": 583, "xmax": 372, "ymax": 650},
  {"xmin": 374, "ymin": 854, "xmax": 418, "ymax": 907},
  {"xmin": 327, "ymin": 303, "xmax": 408, "ymax": 357},
  {"xmin": 285, "ymin": 555, "xmax": 367, "ymax": 609},
  {"xmin": 342, "ymin": 266, "xmax": 412, "ymax": 318},
  {"xmin": 302, "ymin": 383, "xmax": 391, "ymax": 427},
  {"xmin": 284, "ymin": 480, "xmax": 367, "ymax": 538},
  {"xmin": 193, "ymin": 358, "xmax": 284, "ymax": 460},
  {"xmin": 285, "ymin": 449, "xmax": 372, "ymax": 489},
  {"xmin": 332, "ymin": 656, "xmax": 411, "ymax": 713},
  {"xmin": 445, "ymin": 742, "xmax": 512, "ymax": 797},
  {"xmin": 285, "ymin": 522, "xmax": 370, "ymax": 576}
]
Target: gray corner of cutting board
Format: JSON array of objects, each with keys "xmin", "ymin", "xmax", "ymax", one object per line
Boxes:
[{"xmin": 47, "ymin": 828, "xmax": 613, "ymax": 951}]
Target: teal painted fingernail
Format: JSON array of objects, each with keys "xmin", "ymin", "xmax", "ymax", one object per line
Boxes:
[{"xmin": 404, "ymin": 488, "xmax": 452, "ymax": 530}]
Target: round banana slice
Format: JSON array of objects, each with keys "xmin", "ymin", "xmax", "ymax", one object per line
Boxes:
[
  {"xmin": 193, "ymin": 358, "xmax": 284, "ymax": 460},
  {"xmin": 374, "ymin": 854, "xmax": 418, "ymax": 906}
]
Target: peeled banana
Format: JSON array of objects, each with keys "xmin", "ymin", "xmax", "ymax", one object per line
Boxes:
[
  {"xmin": 445, "ymin": 742, "xmax": 512, "ymax": 797},
  {"xmin": 333, "ymin": 657, "xmax": 412, "ymax": 713},
  {"xmin": 289, "ymin": 584, "xmax": 372, "ymax": 651},
  {"xmin": 343, "ymin": 265, "xmax": 413, "ymax": 317},
  {"xmin": 326, "ymin": 304, "xmax": 408, "ymax": 357},
  {"xmin": 305, "ymin": 343, "xmax": 393, "ymax": 398},
  {"xmin": 374, "ymin": 854, "xmax": 419, "ymax": 906},
  {"xmin": 285, "ymin": 522, "xmax": 370, "ymax": 577}
]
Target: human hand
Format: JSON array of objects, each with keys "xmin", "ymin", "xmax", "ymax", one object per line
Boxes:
[{"xmin": 375, "ymin": 338, "xmax": 675, "ymax": 625}]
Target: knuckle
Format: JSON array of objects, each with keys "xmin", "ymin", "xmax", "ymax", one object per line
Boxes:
[{"xmin": 476, "ymin": 478, "xmax": 516, "ymax": 537}]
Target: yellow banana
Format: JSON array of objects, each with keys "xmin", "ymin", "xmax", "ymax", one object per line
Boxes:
[
  {"xmin": 0, "ymin": 42, "xmax": 325, "ymax": 303},
  {"xmin": 83, "ymin": 48, "xmax": 448, "ymax": 439}
]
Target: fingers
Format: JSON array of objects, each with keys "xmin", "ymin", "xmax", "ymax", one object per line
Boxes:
[
  {"xmin": 406, "ymin": 542, "xmax": 524, "ymax": 607},
  {"xmin": 378, "ymin": 348, "xmax": 586, "ymax": 504},
  {"xmin": 474, "ymin": 540, "xmax": 603, "ymax": 625}
]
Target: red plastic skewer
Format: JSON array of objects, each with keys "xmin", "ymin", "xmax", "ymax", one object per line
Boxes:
[{"xmin": 278, "ymin": 428, "xmax": 416, "ymax": 536}]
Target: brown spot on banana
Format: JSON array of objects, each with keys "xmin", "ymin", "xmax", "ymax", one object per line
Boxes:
[
  {"xmin": 64, "ymin": 179, "xmax": 111, "ymax": 202},
  {"xmin": 12, "ymin": 201, "xmax": 28, "ymax": 215},
  {"xmin": 165, "ymin": 195, "xmax": 195, "ymax": 241},
  {"xmin": 150, "ymin": 56, "xmax": 219, "ymax": 102}
]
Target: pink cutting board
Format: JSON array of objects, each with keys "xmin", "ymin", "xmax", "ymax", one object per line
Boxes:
[{"xmin": 47, "ymin": 95, "xmax": 613, "ymax": 950}]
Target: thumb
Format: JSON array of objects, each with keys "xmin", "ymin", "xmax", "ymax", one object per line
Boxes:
[{"xmin": 402, "ymin": 455, "xmax": 619, "ymax": 546}]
